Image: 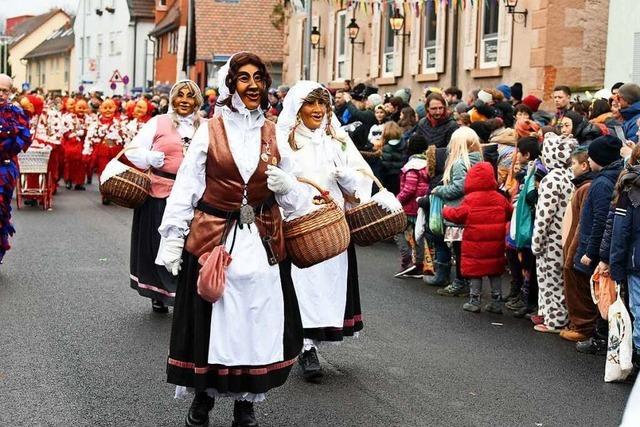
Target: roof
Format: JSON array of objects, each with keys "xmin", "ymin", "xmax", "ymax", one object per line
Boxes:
[
  {"xmin": 149, "ymin": 2, "xmax": 180, "ymax": 37},
  {"xmin": 22, "ymin": 24, "xmax": 74, "ymax": 60},
  {"xmin": 127, "ymin": 0, "xmax": 155, "ymax": 20},
  {"xmin": 195, "ymin": 0, "xmax": 284, "ymax": 63},
  {"xmin": 8, "ymin": 9, "xmax": 69, "ymax": 47}
]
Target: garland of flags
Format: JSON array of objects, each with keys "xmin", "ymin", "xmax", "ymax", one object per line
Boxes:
[{"xmin": 313, "ymin": 0, "xmax": 502, "ymax": 15}]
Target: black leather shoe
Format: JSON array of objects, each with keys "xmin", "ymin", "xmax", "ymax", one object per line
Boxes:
[
  {"xmin": 74, "ymin": 185, "xmax": 86, "ymax": 191},
  {"xmin": 576, "ymin": 337, "xmax": 607, "ymax": 355},
  {"xmin": 65, "ymin": 182, "xmax": 72, "ymax": 190},
  {"xmin": 232, "ymin": 400, "xmax": 258, "ymax": 427},
  {"xmin": 152, "ymin": 299, "xmax": 169, "ymax": 313},
  {"xmin": 185, "ymin": 392, "xmax": 215, "ymax": 427},
  {"xmin": 298, "ymin": 348, "xmax": 323, "ymax": 383}
]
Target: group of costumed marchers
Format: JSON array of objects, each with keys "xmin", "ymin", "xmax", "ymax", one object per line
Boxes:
[{"xmin": 125, "ymin": 52, "xmax": 395, "ymax": 427}]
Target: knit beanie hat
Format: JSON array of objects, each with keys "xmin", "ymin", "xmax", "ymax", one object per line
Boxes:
[
  {"xmin": 497, "ymin": 84, "xmax": 512, "ymax": 100},
  {"xmin": 367, "ymin": 93, "xmax": 383, "ymax": 108},
  {"xmin": 394, "ymin": 88, "xmax": 411, "ymax": 104},
  {"xmin": 588, "ymin": 135, "xmax": 622, "ymax": 167},
  {"xmin": 477, "ymin": 90, "xmax": 493, "ymax": 104},
  {"xmin": 415, "ymin": 102, "xmax": 426, "ymax": 119},
  {"xmin": 522, "ymin": 95, "xmax": 542, "ymax": 112},
  {"xmin": 510, "ymin": 83, "xmax": 523, "ymax": 101},
  {"xmin": 455, "ymin": 102, "xmax": 470, "ymax": 114}
]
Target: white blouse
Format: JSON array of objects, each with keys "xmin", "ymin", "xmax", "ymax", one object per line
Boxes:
[
  {"xmin": 158, "ymin": 97, "xmax": 307, "ymax": 240},
  {"xmin": 125, "ymin": 113, "xmax": 197, "ymax": 170}
]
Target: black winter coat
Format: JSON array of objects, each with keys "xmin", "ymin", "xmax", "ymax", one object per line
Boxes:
[{"xmin": 413, "ymin": 115, "xmax": 459, "ymax": 148}]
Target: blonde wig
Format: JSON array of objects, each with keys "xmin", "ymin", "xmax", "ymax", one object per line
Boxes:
[{"xmin": 169, "ymin": 79, "xmax": 204, "ymax": 130}]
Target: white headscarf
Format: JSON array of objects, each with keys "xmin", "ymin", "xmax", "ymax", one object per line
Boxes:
[{"xmin": 275, "ymin": 80, "xmax": 332, "ymax": 146}]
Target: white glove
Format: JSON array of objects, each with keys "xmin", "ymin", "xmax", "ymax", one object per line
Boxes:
[
  {"xmin": 332, "ymin": 166, "xmax": 359, "ymax": 192},
  {"xmin": 155, "ymin": 236, "xmax": 184, "ymax": 276},
  {"xmin": 265, "ymin": 165, "xmax": 295, "ymax": 195},
  {"xmin": 146, "ymin": 151, "xmax": 165, "ymax": 168},
  {"xmin": 77, "ymin": 129, "xmax": 85, "ymax": 137}
]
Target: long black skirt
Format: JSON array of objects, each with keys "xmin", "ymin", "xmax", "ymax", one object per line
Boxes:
[
  {"xmin": 130, "ymin": 196, "xmax": 178, "ymax": 305},
  {"xmin": 166, "ymin": 251, "xmax": 303, "ymax": 394},
  {"xmin": 303, "ymin": 243, "xmax": 364, "ymax": 342}
]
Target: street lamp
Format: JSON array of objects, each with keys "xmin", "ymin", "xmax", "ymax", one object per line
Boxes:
[
  {"xmin": 347, "ymin": 18, "xmax": 365, "ymax": 53},
  {"xmin": 310, "ymin": 26, "xmax": 325, "ymax": 54},
  {"xmin": 389, "ymin": 8, "xmax": 410, "ymax": 40},
  {"xmin": 505, "ymin": 0, "xmax": 528, "ymax": 27}
]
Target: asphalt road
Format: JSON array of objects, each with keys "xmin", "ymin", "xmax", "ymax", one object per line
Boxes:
[{"xmin": 0, "ymin": 185, "xmax": 633, "ymax": 427}]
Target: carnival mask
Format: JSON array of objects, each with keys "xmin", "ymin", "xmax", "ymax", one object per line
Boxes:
[
  {"xmin": 75, "ymin": 100, "xmax": 90, "ymax": 116},
  {"xmin": 100, "ymin": 99, "xmax": 117, "ymax": 118},
  {"xmin": 172, "ymin": 86, "xmax": 197, "ymax": 117},
  {"xmin": 133, "ymin": 100, "xmax": 148, "ymax": 120},
  {"xmin": 236, "ymin": 64, "xmax": 265, "ymax": 111},
  {"xmin": 299, "ymin": 101, "xmax": 327, "ymax": 131},
  {"xmin": 20, "ymin": 97, "xmax": 34, "ymax": 114},
  {"xmin": 65, "ymin": 98, "xmax": 76, "ymax": 113}
]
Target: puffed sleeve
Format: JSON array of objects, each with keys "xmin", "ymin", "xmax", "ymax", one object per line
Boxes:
[
  {"xmin": 274, "ymin": 133, "xmax": 314, "ymax": 219},
  {"xmin": 158, "ymin": 123, "xmax": 208, "ymax": 239},
  {"xmin": 124, "ymin": 116, "xmax": 158, "ymax": 169}
]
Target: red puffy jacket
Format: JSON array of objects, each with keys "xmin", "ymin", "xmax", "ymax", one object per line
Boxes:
[
  {"xmin": 396, "ymin": 156, "xmax": 429, "ymax": 216},
  {"xmin": 443, "ymin": 162, "xmax": 513, "ymax": 278}
]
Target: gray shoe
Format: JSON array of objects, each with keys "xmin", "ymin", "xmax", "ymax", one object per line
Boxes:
[
  {"xmin": 505, "ymin": 297, "xmax": 525, "ymax": 311},
  {"xmin": 437, "ymin": 280, "xmax": 469, "ymax": 297},
  {"xmin": 463, "ymin": 302, "xmax": 481, "ymax": 313},
  {"xmin": 484, "ymin": 301, "xmax": 503, "ymax": 314}
]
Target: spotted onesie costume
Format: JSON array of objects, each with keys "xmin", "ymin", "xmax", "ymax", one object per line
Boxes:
[{"xmin": 531, "ymin": 134, "xmax": 576, "ymax": 328}]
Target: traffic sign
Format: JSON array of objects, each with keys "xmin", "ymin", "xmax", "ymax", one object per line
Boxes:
[{"xmin": 109, "ymin": 70, "xmax": 123, "ymax": 83}]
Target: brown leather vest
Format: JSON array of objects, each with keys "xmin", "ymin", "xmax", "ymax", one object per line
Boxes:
[{"xmin": 184, "ymin": 116, "xmax": 286, "ymax": 263}]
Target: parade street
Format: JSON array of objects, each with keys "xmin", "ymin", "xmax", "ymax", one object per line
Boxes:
[{"xmin": 0, "ymin": 187, "xmax": 632, "ymax": 427}]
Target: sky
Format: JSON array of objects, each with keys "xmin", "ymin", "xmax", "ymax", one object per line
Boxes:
[{"xmin": 0, "ymin": 0, "xmax": 78, "ymax": 20}]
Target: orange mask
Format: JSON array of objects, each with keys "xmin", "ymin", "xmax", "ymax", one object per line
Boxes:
[
  {"xmin": 100, "ymin": 99, "xmax": 116, "ymax": 118},
  {"xmin": 65, "ymin": 98, "xmax": 76, "ymax": 113},
  {"xmin": 20, "ymin": 97, "xmax": 34, "ymax": 114},
  {"xmin": 133, "ymin": 100, "xmax": 148, "ymax": 120},
  {"xmin": 75, "ymin": 100, "xmax": 90, "ymax": 116}
]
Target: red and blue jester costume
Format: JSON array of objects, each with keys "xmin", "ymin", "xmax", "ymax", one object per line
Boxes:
[{"xmin": 0, "ymin": 102, "xmax": 31, "ymax": 261}]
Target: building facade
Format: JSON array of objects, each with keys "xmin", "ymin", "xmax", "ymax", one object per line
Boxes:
[
  {"xmin": 7, "ymin": 9, "xmax": 71, "ymax": 89},
  {"xmin": 149, "ymin": 0, "xmax": 188, "ymax": 85},
  {"xmin": 23, "ymin": 23, "xmax": 76, "ymax": 94},
  {"xmin": 185, "ymin": 0, "xmax": 285, "ymax": 89},
  {"xmin": 74, "ymin": 0, "xmax": 155, "ymax": 94},
  {"xmin": 604, "ymin": 0, "xmax": 640, "ymax": 87},
  {"xmin": 283, "ymin": 0, "xmax": 610, "ymax": 106}
]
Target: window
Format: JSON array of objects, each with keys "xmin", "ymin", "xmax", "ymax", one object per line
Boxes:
[
  {"xmin": 334, "ymin": 11, "xmax": 347, "ymax": 80},
  {"xmin": 158, "ymin": 0, "xmax": 167, "ymax": 7},
  {"xmin": 109, "ymin": 32, "xmax": 121, "ymax": 55},
  {"xmin": 97, "ymin": 33, "xmax": 103, "ymax": 57},
  {"xmin": 64, "ymin": 58, "xmax": 69, "ymax": 83},
  {"xmin": 85, "ymin": 35, "xmax": 91, "ymax": 57},
  {"xmin": 382, "ymin": 4, "xmax": 395, "ymax": 75},
  {"xmin": 86, "ymin": 0, "xmax": 92, "ymax": 15},
  {"xmin": 422, "ymin": 3, "xmax": 437, "ymax": 72},
  {"xmin": 155, "ymin": 35, "xmax": 163, "ymax": 59},
  {"xmin": 168, "ymin": 31, "xmax": 178, "ymax": 54},
  {"xmin": 480, "ymin": 1, "xmax": 499, "ymax": 67}
]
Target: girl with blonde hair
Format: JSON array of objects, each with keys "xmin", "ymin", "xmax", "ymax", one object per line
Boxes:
[{"xmin": 428, "ymin": 127, "xmax": 483, "ymax": 296}]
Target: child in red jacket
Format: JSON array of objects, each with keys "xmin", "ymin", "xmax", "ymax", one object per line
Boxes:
[
  {"xmin": 443, "ymin": 162, "xmax": 513, "ymax": 313},
  {"xmin": 394, "ymin": 134, "xmax": 430, "ymax": 278}
]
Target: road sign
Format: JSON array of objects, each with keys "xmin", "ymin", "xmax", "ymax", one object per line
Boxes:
[{"xmin": 109, "ymin": 70, "xmax": 123, "ymax": 83}]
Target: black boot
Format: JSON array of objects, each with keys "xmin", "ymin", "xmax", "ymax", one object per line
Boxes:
[
  {"xmin": 185, "ymin": 392, "xmax": 215, "ymax": 427},
  {"xmin": 298, "ymin": 347, "xmax": 323, "ymax": 383},
  {"xmin": 151, "ymin": 299, "xmax": 168, "ymax": 313},
  {"xmin": 232, "ymin": 400, "xmax": 258, "ymax": 427},
  {"xmin": 74, "ymin": 184, "xmax": 86, "ymax": 191}
]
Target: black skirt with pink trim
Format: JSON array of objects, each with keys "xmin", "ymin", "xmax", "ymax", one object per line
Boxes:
[
  {"xmin": 166, "ymin": 251, "xmax": 303, "ymax": 394},
  {"xmin": 130, "ymin": 196, "xmax": 178, "ymax": 305},
  {"xmin": 303, "ymin": 243, "xmax": 364, "ymax": 342}
]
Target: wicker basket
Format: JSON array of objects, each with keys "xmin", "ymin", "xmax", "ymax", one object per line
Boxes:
[
  {"xmin": 99, "ymin": 147, "xmax": 151, "ymax": 209},
  {"xmin": 283, "ymin": 178, "xmax": 351, "ymax": 268},
  {"xmin": 18, "ymin": 147, "xmax": 51, "ymax": 174},
  {"xmin": 346, "ymin": 172, "xmax": 407, "ymax": 246}
]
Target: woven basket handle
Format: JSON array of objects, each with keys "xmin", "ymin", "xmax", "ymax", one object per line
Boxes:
[
  {"xmin": 115, "ymin": 145, "xmax": 151, "ymax": 175},
  {"xmin": 356, "ymin": 168, "xmax": 386, "ymax": 192},
  {"xmin": 297, "ymin": 177, "xmax": 333, "ymax": 204}
]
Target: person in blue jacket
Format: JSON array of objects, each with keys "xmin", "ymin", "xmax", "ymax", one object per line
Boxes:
[
  {"xmin": 574, "ymin": 136, "xmax": 623, "ymax": 276},
  {"xmin": 609, "ymin": 148, "xmax": 640, "ymax": 365},
  {"xmin": 617, "ymin": 83, "xmax": 640, "ymax": 143}
]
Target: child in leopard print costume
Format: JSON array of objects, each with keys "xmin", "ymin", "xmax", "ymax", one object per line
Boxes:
[{"xmin": 531, "ymin": 133, "xmax": 577, "ymax": 333}]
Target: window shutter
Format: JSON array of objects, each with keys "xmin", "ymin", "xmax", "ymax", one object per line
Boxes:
[
  {"xmin": 435, "ymin": 3, "xmax": 447, "ymax": 73},
  {"xmin": 497, "ymin": 4, "xmax": 513, "ymax": 67},
  {"xmin": 633, "ymin": 32, "xmax": 640, "ymax": 84},
  {"xmin": 326, "ymin": 9, "xmax": 336, "ymax": 81},
  {"xmin": 344, "ymin": 15, "xmax": 353, "ymax": 80},
  {"xmin": 393, "ymin": 28, "xmax": 404, "ymax": 77},
  {"xmin": 409, "ymin": 11, "xmax": 420, "ymax": 75},
  {"xmin": 293, "ymin": 17, "xmax": 304, "ymax": 80},
  {"xmin": 369, "ymin": 7, "xmax": 381, "ymax": 79},
  {"xmin": 462, "ymin": 1, "xmax": 478, "ymax": 70}
]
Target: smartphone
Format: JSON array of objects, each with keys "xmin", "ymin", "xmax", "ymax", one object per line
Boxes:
[{"xmin": 614, "ymin": 125, "xmax": 627, "ymax": 143}]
